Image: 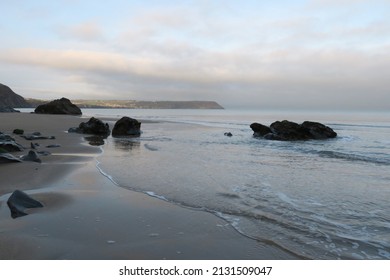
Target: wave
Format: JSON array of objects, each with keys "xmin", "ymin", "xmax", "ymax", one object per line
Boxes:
[{"xmin": 317, "ymin": 150, "xmax": 390, "ymax": 165}]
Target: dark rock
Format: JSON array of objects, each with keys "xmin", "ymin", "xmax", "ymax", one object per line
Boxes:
[
  {"xmin": 0, "ymin": 106, "xmax": 20, "ymax": 113},
  {"xmin": 250, "ymin": 120, "xmax": 337, "ymax": 141},
  {"xmin": 67, "ymin": 127, "xmax": 79, "ymax": 133},
  {"xmin": 7, "ymin": 190, "xmax": 44, "ymax": 218},
  {"xmin": 224, "ymin": 132, "xmax": 233, "ymax": 137},
  {"xmin": 69, "ymin": 117, "xmax": 110, "ymax": 135},
  {"xmin": 0, "ymin": 153, "xmax": 22, "ymax": 163},
  {"xmin": 13, "ymin": 129, "xmax": 24, "ymax": 135},
  {"xmin": 34, "ymin": 97, "xmax": 82, "ymax": 115},
  {"xmin": 112, "ymin": 117, "xmax": 141, "ymax": 137},
  {"xmin": 250, "ymin": 123, "xmax": 272, "ymax": 137},
  {"xmin": 301, "ymin": 121, "xmax": 337, "ymax": 139},
  {"xmin": 270, "ymin": 120, "xmax": 311, "ymax": 141},
  {"xmin": 263, "ymin": 133, "xmax": 283, "ymax": 140},
  {"xmin": 20, "ymin": 150, "xmax": 41, "ymax": 163}
]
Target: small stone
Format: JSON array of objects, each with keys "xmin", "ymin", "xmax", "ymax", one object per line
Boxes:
[{"xmin": 13, "ymin": 129, "xmax": 24, "ymax": 135}]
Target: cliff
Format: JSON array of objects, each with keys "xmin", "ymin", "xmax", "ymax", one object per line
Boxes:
[{"xmin": 0, "ymin": 83, "xmax": 30, "ymax": 108}]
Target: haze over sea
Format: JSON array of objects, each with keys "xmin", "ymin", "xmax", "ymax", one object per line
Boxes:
[{"xmin": 56, "ymin": 108, "xmax": 390, "ymax": 260}]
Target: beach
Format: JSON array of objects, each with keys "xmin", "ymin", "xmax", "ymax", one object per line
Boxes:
[{"xmin": 0, "ymin": 112, "xmax": 297, "ymax": 260}]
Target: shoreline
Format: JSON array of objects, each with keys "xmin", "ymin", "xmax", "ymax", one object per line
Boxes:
[{"xmin": 0, "ymin": 112, "xmax": 299, "ymax": 259}]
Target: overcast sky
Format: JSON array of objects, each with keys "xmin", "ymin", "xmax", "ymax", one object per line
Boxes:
[{"xmin": 1, "ymin": 0, "xmax": 389, "ymax": 110}]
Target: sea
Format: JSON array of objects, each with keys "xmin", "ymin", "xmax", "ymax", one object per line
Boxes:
[{"xmin": 27, "ymin": 108, "xmax": 390, "ymax": 259}]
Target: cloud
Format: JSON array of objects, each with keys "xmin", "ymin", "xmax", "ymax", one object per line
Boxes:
[
  {"xmin": 57, "ymin": 21, "xmax": 104, "ymax": 41},
  {"xmin": 1, "ymin": 45, "xmax": 389, "ymax": 110}
]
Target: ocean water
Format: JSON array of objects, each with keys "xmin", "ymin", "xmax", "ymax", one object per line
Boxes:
[{"xmin": 83, "ymin": 109, "xmax": 390, "ymax": 259}]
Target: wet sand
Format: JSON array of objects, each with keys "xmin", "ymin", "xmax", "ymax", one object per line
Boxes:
[{"xmin": 0, "ymin": 113, "xmax": 298, "ymax": 259}]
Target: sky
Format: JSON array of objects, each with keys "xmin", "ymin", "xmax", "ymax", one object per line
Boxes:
[{"xmin": 1, "ymin": 0, "xmax": 389, "ymax": 110}]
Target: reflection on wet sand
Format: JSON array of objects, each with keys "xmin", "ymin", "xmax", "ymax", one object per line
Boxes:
[{"xmin": 113, "ymin": 138, "xmax": 141, "ymax": 151}]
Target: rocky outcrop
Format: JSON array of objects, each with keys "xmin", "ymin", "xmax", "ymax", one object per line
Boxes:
[
  {"xmin": 0, "ymin": 83, "xmax": 30, "ymax": 108},
  {"xmin": 112, "ymin": 117, "xmax": 141, "ymax": 137},
  {"xmin": 34, "ymin": 97, "xmax": 82, "ymax": 115},
  {"xmin": 250, "ymin": 123, "xmax": 272, "ymax": 137},
  {"xmin": 300, "ymin": 121, "xmax": 337, "ymax": 139},
  {"xmin": 68, "ymin": 117, "xmax": 110, "ymax": 135},
  {"xmin": 250, "ymin": 120, "xmax": 337, "ymax": 141},
  {"xmin": 7, "ymin": 190, "xmax": 44, "ymax": 218}
]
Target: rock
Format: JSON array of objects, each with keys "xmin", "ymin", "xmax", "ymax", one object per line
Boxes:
[
  {"xmin": 250, "ymin": 123, "xmax": 272, "ymax": 137},
  {"xmin": 13, "ymin": 129, "xmax": 24, "ymax": 135},
  {"xmin": 301, "ymin": 121, "xmax": 337, "ymax": 139},
  {"xmin": 20, "ymin": 150, "xmax": 41, "ymax": 163},
  {"xmin": 112, "ymin": 117, "xmax": 141, "ymax": 137},
  {"xmin": 224, "ymin": 132, "xmax": 233, "ymax": 137},
  {"xmin": 0, "ymin": 106, "xmax": 20, "ymax": 113},
  {"xmin": 34, "ymin": 97, "xmax": 82, "ymax": 115},
  {"xmin": 0, "ymin": 134, "xmax": 24, "ymax": 152},
  {"xmin": 7, "ymin": 190, "xmax": 44, "ymax": 218},
  {"xmin": 31, "ymin": 142, "xmax": 38, "ymax": 149},
  {"xmin": 250, "ymin": 120, "xmax": 337, "ymax": 141},
  {"xmin": 69, "ymin": 117, "xmax": 110, "ymax": 135},
  {"xmin": 0, "ymin": 132, "xmax": 15, "ymax": 141},
  {"xmin": 270, "ymin": 120, "xmax": 312, "ymax": 141},
  {"xmin": 67, "ymin": 127, "xmax": 79, "ymax": 133},
  {"xmin": 263, "ymin": 133, "xmax": 283, "ymax": 140},
  {"xmin": 0, "ymin": 153, "xmax": 22, "ymax": 163}
]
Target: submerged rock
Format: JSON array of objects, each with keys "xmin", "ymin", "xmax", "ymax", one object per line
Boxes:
[
  {"xmin": 69, "ymin": 117, "xmax": 110, "ymax": 136},
  {"xmin": 250, "ymin": 120, "xmax": 337, "ymax": 141},
  {"xmin": 112, "ymin": 117, "xmax": 141, "ymax": 137},
  {"xmin": 7, "ymin": 190, "xmax": 44, "ymax": 218},
  {"xmin": 34, "ymin": 97, "xmax": 82, "ymax": 115},
  {"xmin": 224, "ymin": 132, "xmax": 233, "ymax": 137}
]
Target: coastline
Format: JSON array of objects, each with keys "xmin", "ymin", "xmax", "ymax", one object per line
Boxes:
[{"xmin": 0, "ymin": 112, "xmax": 298, "ymax": 259}]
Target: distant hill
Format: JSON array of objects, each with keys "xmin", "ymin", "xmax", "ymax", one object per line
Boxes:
[
  {"xmin": 27, "ymin": 99, "xmax": 224, "ymax": 109},
  {"xmin": 0, "ymin": 83, "xmax": 30, "ymax": 108}
]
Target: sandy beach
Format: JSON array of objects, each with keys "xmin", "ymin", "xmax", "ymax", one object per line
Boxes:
[{"xmin": 0, "ymin": 112, "xmax": 298, "ymax": 260}]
